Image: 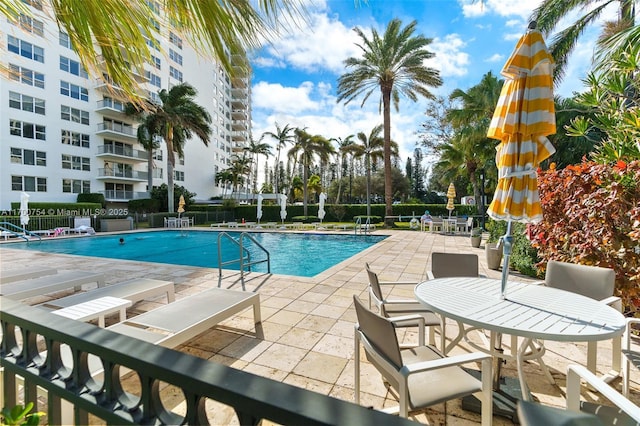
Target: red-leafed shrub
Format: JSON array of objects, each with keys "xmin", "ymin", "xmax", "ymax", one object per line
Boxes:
[{"xmin": 529, "ymin": 160, "xmax": 640, "ymax": 315}]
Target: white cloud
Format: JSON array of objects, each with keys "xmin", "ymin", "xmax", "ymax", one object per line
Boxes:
[
  {"xmin": 255, "ymin": 11, "xmax": 360, "ymax": 74},
  {"xmin": 485, "ymin": 53, "xmax": 504, "ymax": 63},
  {"xmin": 460, "ymin": 1, "xmax": 486, "ymax": 18},
  {"xmin": 252, "ymin": 81, "xmax": 321, "ymax": 114},
  {"xmin": 426, "ymin": 34, "xmax": 470, "ymax": 77}
]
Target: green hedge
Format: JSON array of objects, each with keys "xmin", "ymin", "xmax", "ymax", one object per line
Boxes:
[
  {"xmin": 128, "ymin": 198, "xmax": 161, "ymax": 213},
  {"xmin": 77, "ymin": 193, "xmax": 106, "ymax": 207}
]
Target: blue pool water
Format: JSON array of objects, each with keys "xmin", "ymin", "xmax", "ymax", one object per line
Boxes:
[{"xmin": 5, "ymin": 231, "xmax": 386, "ymax": 277}]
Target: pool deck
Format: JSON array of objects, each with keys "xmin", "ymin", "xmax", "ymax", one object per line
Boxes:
[{"xmin": 1, "ymin": 228, "xmax": 639, "ymax": 424}]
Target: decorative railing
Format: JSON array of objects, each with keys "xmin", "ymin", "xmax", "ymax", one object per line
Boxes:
[{"xmin": 0, "ymin": 298, "xmax": 413, "ymax": 426}]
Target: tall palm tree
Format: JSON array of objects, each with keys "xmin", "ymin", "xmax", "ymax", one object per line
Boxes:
[
  {"xmin": 216, "ymin": 169, "xmax": 234, "ymax": 198},
  {"xmin": 246, "ymin": 136, "xmax": 272, "ymax": 194},
  {"xmin": 144, "ymin": 83, "xmax": 211, "ymax": 212},
  {"xmin": 225, "ymin": 153, "xmax": 252, "ymax": 200},
  {"xmin": 354, "ymin": 125, "xmax": 397, "ymax": 217},
  {"xmin": 531, "ymin": 0, "xmax": 637, "ymax": 82},
  {"xmin": 337, "ymin": 19, "xmax": 443, "ymax": 225},
  {"xmin": 287, "ymin": 129, "xmax": 335, "ymax": 216},
  {"xmin": 4, "ymin": 1, "xmax": 306, "ymax": 103},
  {"xmin": 262, "ymin": 123, "xmax": 295, "ymax": 194},
  {"xmin": 331, "ymin": 135, "xmax": 356, "ymax": 204}
]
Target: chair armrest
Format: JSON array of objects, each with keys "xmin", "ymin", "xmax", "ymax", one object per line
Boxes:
[
  {"xmin": 529, "ymin": 280, "xmax": 545, "ymax": 286},
  {"xmin": 390, "ymin": 315, "xmax": 426, "ymax": 346},
  {"xmin": 401, "ymin": 351, "xmax": 492, "ymax": 375},
  {"xmin": 600, "ymin": 296, "xmax": 621, "ymax": 311},
  {"xmin": 378, "ymin": 280, "xmax": 419, "ymax": 286},
  {"xmin": 426, "ymin": 271, "xmax": 435, "ymax": 280},
  {"xmin": 624, "ymin": 318, "xmax": 640, "ymax": 351},
  {"xmin": 566, "ymin": 364, "xmax": 640, "ymax": 422},
  {"xmin": 381, "ymin": 298, "xmax": 424, "ymax": 305}
]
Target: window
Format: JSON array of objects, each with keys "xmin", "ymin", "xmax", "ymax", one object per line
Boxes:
[
  {"xmin": 8, "ymin": 35, "xmax": 44, "ymax": 62},
  {"xmin": 61, "ymin": 130, "xmax": 90, "ymax": 148},
  {"xmin": 61, "ymin": 154, "xmax": 90, "ymax": 171},
  {"xmin": 21, "ymin": 0, "xmax": 43, "ymax": 10},
  {"xmin": 9, "ymin": 91, "xmax": 45, "ymax": 115},
  {"xmin": 146, "ymin": 0, "xmax": 160, "ymax": 14},
  {"xmin": 62, "ymin": 179, "xmax": 90, "ymax": 194},
  {"xmin": 9, "ymin": 119, "xmax": 45, "ymax": 140},
  {"xmin": 61, "ymin": 105, "xmax": 90, "ymax": 125},
  {"xmin": 169, "ymin": 49, "xmax": 182, "ymax": 65},
  {"xmin": 12, "ymin": 175, "xmax": 46, "ymax": 192},
  {"xmin": 174, "ymin": 170, "xmax": 184, "ymax": 181},
  {"xmin": 16, "ymin": 14, "xmax": 44, "ymax": 36},
  {"xmin": 150, "ymin": 54, "xmax": 161, "ymax": 70},
  {"xmin": 11, "ymin": 148, "xmax": 46, "ymax": 166},
  {"xmin": 169, "ymin": 66, "xmax": 183, "ymax": 82},
  {"xmin": 60, "ymin": 56, "xmax": 88, "ymax": 78},
  {"xmin": 149, "ymin": 17, "xmax": 160, "ymax": 31},
  {"xmin": 60, "ymin": 81, "xmax": 89, "ymax": 101},
  {"xmin": 59, "ymin": 31, "xmax": 72, "ymax": 48},
  {"xmin": 152, "ymin": 150, "xmax": 163, "ymax": 161},
  {"xmin": 169, "ymin": 32, "xmax": 183, "ymax": 49},
  {"xmin": 145, "ymin": 71, "xmax": 161, "ymax": 87},
  {"xmin": 145, "ymin": 36, "xmax": 160, "ymax": 51},
  {"xmin": 8, "ymin": 64, "xmax": 44, "ymax": 88}
]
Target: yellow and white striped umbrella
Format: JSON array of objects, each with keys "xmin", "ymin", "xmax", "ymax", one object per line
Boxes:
[
  {"xmin": 446, "ymin": 182, "xmax": 456, "ymax": 212},
  {"xmin": 487, "ymin": 28, "xmax": 556, "ymax": 224}
]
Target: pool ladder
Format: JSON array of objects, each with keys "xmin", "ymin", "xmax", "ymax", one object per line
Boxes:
[
  {"xmin": 217, "ymin": 231, "xmax": 270, "ymax": 290},
  {"xmin": 354, "ymin": 217, "xmax": 373, "ymax": 235}
]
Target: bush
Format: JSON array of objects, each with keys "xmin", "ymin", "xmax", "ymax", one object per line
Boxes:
[
  {"xmin": 530, "ymin": 160, "xmax": 640, "ymax": 314},
  {"xmin": 353, "ymin": 215, "xmax": 382, "ymax": 224},
  {"xmin": 77, "ymin": 193, "xmax": 106, "ymax": 207},
  {"xmin": 128, "ymin": 198, "xmax": 160, "ymax": 213},
  {"xmin": 485, "ymin": 219, "xmax": 541, "ymax": 278}
]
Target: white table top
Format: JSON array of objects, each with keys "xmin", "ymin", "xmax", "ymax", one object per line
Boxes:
[{"xmin": 415, "ymin": 277, "xmax": 625, "ymax": 342}]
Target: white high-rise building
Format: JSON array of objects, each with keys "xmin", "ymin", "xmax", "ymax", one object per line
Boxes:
[{"xmin": 0, "ymin": 0, "xmax": 251, "ymax": 211}]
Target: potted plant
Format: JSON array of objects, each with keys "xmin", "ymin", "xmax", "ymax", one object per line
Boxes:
[
  {"xmin": 485, "ymin": 219, "xmax": 504, "ymax": 270},
  {"xmin": 470, "ymin": 227, "xmax": 482, "ymax": 248}
]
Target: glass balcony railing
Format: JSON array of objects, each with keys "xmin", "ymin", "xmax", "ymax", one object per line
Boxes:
[
  {"xmin": 97, "ymin": 144, "xmax": 148, "ymax": 160},
  {"xmin": 97, "ymin": 122, "xmax": 135, "ymax": 137},
  {"xmin": 100, "ymin": 190, "xmax": 149, "ymax": 200},
  {"xmin": 98, "ymin": 168, "xmax": 147, "ymax": 180}
]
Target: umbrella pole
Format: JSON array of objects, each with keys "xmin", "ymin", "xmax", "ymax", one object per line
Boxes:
[{"xmin": 500, "ymin": 221, "xmax": 513, "ymax": 299}]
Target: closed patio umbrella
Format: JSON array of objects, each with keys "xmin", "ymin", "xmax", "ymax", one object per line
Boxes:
[
  {"xmin": 257, "ymin": 194, "xmax": 263, "ymax": 224},
  {"xmin": 446, "ymin": 183, "xmax": 456, "ymax": 218},
  {"xmin": 487, "ymin": 22, "xmax": 556, "ymax": 299},
  {"xmin": 279, "ymin": 193, "xmax": 287, "ymax": 223},
  {"xmin": 318, "ymin": 192, "xmax": 326, "ymax": 223},
  {"xmin": 177, "ymin": 195, "xmax": 186, "ymax": 218},
  {"xmin": 20, "ymin": 192, "xmax": 30, "ymax": 233}
]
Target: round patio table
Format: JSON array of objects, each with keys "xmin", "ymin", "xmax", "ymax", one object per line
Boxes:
[{"xmin": 414, "ymin": 277, "xmax": 626, "ymax": 401}]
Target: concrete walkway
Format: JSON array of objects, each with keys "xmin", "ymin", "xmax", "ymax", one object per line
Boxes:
[{"xmin": 1, "ymin": 228, "xmax": 638, "ymax": 424}]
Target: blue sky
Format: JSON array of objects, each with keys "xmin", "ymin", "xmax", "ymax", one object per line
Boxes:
[{"xmin": 249, "ymin": 0, "xmax": 617, "ymax": 167}]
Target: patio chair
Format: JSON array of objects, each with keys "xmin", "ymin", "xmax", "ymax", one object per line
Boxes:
[
  {"xmin": 352, "ymin": 295, "xmax": 493, "ymax": 424},
  {"xmin": 543, "ymin": 260, "xmax": 621, "ymax": 382},
  {"xmin": 428, "ymin": 217, "xmax": 443, "ymax": 232},
  {"xmin": 622, "ymin": 318, "xmax": 640, "ymax": 398},
  {"xmin": 518, "ymin": 364, "xmax": 640, "ymax": 425},
  {"xmin": 427, "ymin": 252, "xmax": 479, "ymax": 279},
  {"xmin": 365, "ymin": 263, "xmax": 443, "ymax": 350}
]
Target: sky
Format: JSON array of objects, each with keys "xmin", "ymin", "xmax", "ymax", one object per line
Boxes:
[{"xmin": 248, "ymin": 0, "xmax": 618, "ymax": 175}]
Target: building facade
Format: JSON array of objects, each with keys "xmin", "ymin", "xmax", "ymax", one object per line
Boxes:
[{"xmin": 0, "ymin": 0, "xmax": 251, "ymax": 211}]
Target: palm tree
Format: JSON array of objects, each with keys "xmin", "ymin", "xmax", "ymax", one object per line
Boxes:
[
  {"xmin": 331, "ymin": 135, "xmax": 356, "ymax": 204},
  {"xmin": 354, "ymin": 125, "xmax": 398, "ymax": 217},
  {"xmin": 225, "ymin": 154, "xmax": 252, "ymax": 200},
  {"xmin": 124, "ymin": 101, "xmax": 160, "ymax": 195},
  {"xmin": 216, "ymin": 170, "xmax": 234, "ymax": 199},
  {"xmin": 246, "ymin": 136, "xmax": 272, "ymax": 194},
  {"xmin": 262, "ymin": 123, "xmax": 295, "ymax": 194},
  {"xmin": 3, "ymin": 1, "xmax": 306, "ymax": 102},
  {"xmin": 144, "ymin": 83, "xmax": 211, "ymax": 212},
  {"xmin": 531, "ymin": 0, "xmax": 636, "ymax": 82},
  {"xmin": 287, "ymin": 129, "xmax": 335, "ymax": 216},
  {"xmin": 337, "ymin": 19, "xmax": 443, "ymax": 225}
]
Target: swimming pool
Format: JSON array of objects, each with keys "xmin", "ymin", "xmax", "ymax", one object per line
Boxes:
[{"xmin": 5, "ymin": 231, "xmax": 386, "ymax": 277}]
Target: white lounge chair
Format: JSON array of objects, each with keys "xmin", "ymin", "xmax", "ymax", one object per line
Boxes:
[
  {"xmin": 0, "ymin": 271, "xmax": 105, "ymax": 301},
  {"xmin": 38, "ymin": 278, "xmax": 175, "ymax": 310},
  {"xmin": 107, "ymin": 287, "xmax": 261, "ymax": 348},
  {"xmin": 0, "ymin": 266, "xmax": 57, "ymax": 285}
]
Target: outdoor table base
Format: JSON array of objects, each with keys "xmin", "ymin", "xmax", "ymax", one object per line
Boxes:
[{"xmin": 461, "ymin": 369, "xmax": 524, "ymax": 422}]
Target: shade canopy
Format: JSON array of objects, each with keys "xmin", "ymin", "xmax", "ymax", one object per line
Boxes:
[{"xmin": 487, "ymin": 28, "xmax": 556, "ymax": 224}]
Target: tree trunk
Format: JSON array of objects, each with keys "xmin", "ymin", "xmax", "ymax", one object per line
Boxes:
[
  {"xmin": 147, "ymin": 151, "xmax": 153, "ymax": 197},
  {"xmin": 303, "ymin": 158, "xmax": 308, "ymax": 217},
  {"xmin": 166, "ymin": 126, "xmax": 175, "ymax": 213},
  {"xmin": 366, "ymin": 153, "xmax": 371, "ymax": 217},
  {"xmin": 382, "ymin": 86, "xmax": 393, "ymax": 226}
]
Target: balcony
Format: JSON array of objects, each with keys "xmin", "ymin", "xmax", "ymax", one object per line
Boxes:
[
  {"xmin": 96, "ymin": 122, "xmax": 137, "ymax": 142},
  {"xmin": 232, "ymin": 119, "xmax": 247, "ymax": 131},
  {"xmin": 1, "ymin": 298, "xmax": 410, "ymax": 426},
  {"xmin": 96, "ymin": 144, "xmax": 148, "ymax": 162},
  {"xmin": 96, "ymin": 54, "xmax": 148, "ymax": 83},
  {"xmin": 231, "ymin": 97, "xmax": 247, "ymax": 110},
  {"xmin": 231, "ymin": 109, "xmax": 247, "ymax": 120},
  {"xmin": 96, "ymin": 168, "xmax": 147, "ymax": 181},
  {"xmin": 95, "ymin": 98, "xmax": 127, "ymax": 118},
  {"xmin": 100, "ymin": 189, "xmax": 149, "ymax": 201},
  {"xmin": 232, "ymin": 130, "xmax": 248, "ymax": 142}
]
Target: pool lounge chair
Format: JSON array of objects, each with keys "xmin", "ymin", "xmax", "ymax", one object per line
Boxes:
[
  {"xmin": 0, "ymin": 271, "xmax": 105, "ymax": 301},
  {"xmin": 38, "ymin": 278, "xmax": 175, "ymax": 310},
  {"xmin": 0, "ymin": 266, "xmax": 57, "ymax": 285},
  {"xmin": 107, "ymin": 287, "xmax": 261, "ymax": 348}
]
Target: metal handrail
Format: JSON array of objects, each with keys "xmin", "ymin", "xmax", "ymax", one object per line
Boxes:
[
  {"xmin": 0, "ymin": 222, "xmax": 41, "ymax": 241},
  {"xmin": 354, "ymin": 217, "xmax": 371, "ymax": 235},
  {"xmin": 217, "ymin": 231, "xmax": 270, "ymax": 289}
]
